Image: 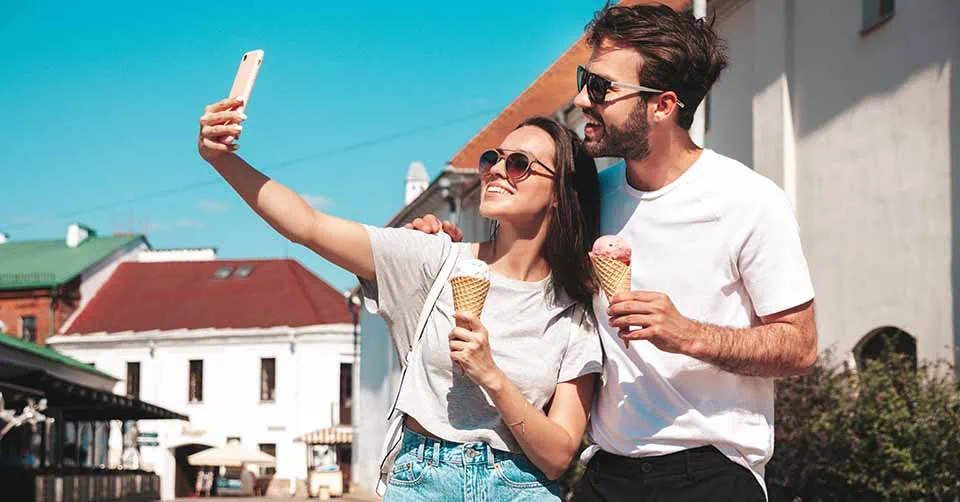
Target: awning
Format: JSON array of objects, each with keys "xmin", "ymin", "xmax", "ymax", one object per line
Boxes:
[
  {"xmin": 1, "ymin": 371, "xmax": 187, "ymax": 421},
  {"xmin": 0, "ymin": 334, "xmax": 187, "ymax": 422},
  {"xmin": 295, "ymin": 426, "xmax": 353, "ymax": 445},
  {"xmin": 188, "ymin": 444, "xmax": 276, "ymax": 467}
]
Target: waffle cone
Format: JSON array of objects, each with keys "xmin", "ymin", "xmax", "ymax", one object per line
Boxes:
[
  {"xmin": 591, "ymin": 254, "xmax": 632, "ymax": 301},
  {"xmin": 450, "ymin": 276, "xmax": 490, "ymax": 321}
]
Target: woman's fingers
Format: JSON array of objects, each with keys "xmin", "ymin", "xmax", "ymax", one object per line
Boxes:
[
  {"xmin": 204, "ymin": 96, "xmax": 245, "ymax": 114},
  {"xmin": 200, "ymin": 110, "xmax": 247, "ymax": 126},
  {"xmin": 200, "ymin": 137, "xmax": 238, "ymax": 153},
  {"xmin": 201, "ymin": 124, "xmax": 243, "ymax": 139}
]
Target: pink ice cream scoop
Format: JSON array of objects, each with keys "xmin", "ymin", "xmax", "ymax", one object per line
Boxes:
[{"xmin": 591, "ymin": 235, "xmax": 631, "ymax": 265}]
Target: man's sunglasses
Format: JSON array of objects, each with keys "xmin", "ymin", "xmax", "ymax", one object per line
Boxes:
[
  {"xmin": 577, "ymin": 65, "xmax": 685, "ymax": 108},
  {"xmin": 479, "ymin": 149, "xmax": 555, "ymax": 182}
]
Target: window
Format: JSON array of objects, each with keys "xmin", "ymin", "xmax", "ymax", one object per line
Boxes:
[
  {"xmin": 258, "ymin": 443, "xmax": 276, "ymax": 476},
  {"xmin": 226, "ymin": 436, "xmax": 241, "ymax": 444},
  {"xmin": 340, "ymin": 363, "xmax": 353, "ymax": 425},
  {"xmin": 260, "ymin": 358, "xmax": 276, "ymax": 402},
  {"xmin": 855, "ymin": 326, "xmax": 917, "ymax": 371},
  {"xmin": 126, "ymin": 362, "xmax": 141, "ymax": 399},
  {"xmin": 234, "ymin": 265, "xmax": 255, "ymax": 278},
  {"xmin": 189, "ymin": 360, "xmax": 204, "ymax": 403},
  {"xmin": 862, "ymin": 0, "xmax": 894, "ymax": 33},
  {"xmin": 21, "ymin": 315, "xmax": 37, "ymax": 343},
  {"xmin": 212, "ymin": 266, "xmax": 233, "ymax": 279}
]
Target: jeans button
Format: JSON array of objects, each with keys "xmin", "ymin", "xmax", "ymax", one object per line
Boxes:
[
  {"xmin": 465, "ymin": 449, "xmax": 476, "ymax": 458},
  {"xmin": 641, "ymin": 463, "xmax": 652, "ymax": 473}
]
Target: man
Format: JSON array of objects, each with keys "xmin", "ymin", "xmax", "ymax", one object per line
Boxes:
[{"xmin": 409, "ymin": 4, "xmax": 816, "ymax": 501}]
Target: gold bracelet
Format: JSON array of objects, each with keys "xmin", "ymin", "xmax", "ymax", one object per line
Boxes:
[{"xmin": 507, "ymin": 401, "xmax": 529, "ymax": 439}]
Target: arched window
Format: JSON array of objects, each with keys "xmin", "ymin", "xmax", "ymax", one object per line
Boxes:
[{"xmin": 854, "ymin": 326, "xmax": 917, "ymax": 371}]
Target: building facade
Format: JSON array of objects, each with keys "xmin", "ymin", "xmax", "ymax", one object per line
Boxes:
[
  {"xmin": 703, "ymin": 0, "xmax": 959, "ymax": 367},
  {"xmin": 0, "ymin": 225, "xmax": 148, "ymax": 346},
  {"xmin": 49, "ymin": 258, "xmax": 356, "ymax": 500}
]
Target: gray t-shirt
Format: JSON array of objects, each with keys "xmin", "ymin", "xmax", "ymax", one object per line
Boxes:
[{"xmin": 359, "ymin": 227, "xmax": 603, "ymax": 452}]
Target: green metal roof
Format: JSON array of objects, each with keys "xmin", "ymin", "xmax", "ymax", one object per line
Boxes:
[
  {"xmin": 0, "ymin": 333, "xmax": 117, "ymax": 380},
  {"xmin": 0, "ymin": 234, "xmax": 145, "ymax": 290}
]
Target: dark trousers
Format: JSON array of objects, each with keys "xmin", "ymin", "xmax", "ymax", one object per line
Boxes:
[{"xmin": 573, "ymin": 446, "xmax": 766, "ymax": 502}]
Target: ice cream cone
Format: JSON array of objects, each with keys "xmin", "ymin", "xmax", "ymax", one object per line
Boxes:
[
  {"xmin": 591, "ymin": 254, "xmax": 632, "ymax": 301},
  {"xmin": 450, "ymin": 276, "xmax": 490, "ymax": 325}
]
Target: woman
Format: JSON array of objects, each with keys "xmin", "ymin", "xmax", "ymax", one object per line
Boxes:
[{"xmin": 198, "ymin": 96, "xmax": 602, "ymax": 500}]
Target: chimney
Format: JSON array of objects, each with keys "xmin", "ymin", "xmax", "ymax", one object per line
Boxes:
[
  {"xmin": 66, "ymin": 224, "xmax": 96, "ymax": 248},
  {"xmin": 405, "ymin": 161, "xmax": 429, "ymax": 205},
  {"xmin": 0, "ymin": 233, "xmax": 8, "ymax": 244}
]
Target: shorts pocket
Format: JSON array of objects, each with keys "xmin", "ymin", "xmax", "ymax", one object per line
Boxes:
[
  {"xmin": 388, "ymin": 451, "xmax": 432, "ymax": 487},
  {"xmin": 493, "ymin": 459, "xmax": 554, "ymax": 490}
]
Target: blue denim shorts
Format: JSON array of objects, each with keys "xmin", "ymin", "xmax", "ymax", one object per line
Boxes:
[{"xmin": 383, "ymin": 428, "xmax": 562, "ymax": 501}]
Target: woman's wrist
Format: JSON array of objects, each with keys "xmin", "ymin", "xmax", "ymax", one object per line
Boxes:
[{"xmin": 480, "ymin": 368, "xmax": 508, "ymax": 394}]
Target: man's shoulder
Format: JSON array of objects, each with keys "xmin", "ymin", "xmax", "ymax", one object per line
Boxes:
[{"xmin": 701, "ymin": 150, "xmax": 788, "ymax": 208}]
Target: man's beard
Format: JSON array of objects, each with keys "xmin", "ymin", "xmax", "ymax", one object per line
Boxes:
[{"xmin": 583, "ymin": 99, "xmax": 651, "ymax": 161}]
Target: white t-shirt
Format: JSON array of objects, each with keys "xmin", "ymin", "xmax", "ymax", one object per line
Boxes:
[{"xmin": 582, "ymin": 149, "xmax": 815, "ymax": 495}]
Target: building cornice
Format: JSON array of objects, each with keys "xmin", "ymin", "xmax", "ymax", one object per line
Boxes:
[{"xmin": 47, "ymin": 324, "xmax": 356, "ymax": 349}]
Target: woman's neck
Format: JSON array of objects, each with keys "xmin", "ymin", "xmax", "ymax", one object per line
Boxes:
[{"xmin": 476, "ymin": 219, "xmax": 551, "ymax": 282}]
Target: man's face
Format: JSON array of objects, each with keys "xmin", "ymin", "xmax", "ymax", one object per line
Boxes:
[{"xmin": 574, "ymin": 39, "xmax": 652, "ymax": 161}]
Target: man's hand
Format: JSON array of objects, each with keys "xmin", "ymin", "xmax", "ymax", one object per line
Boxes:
[
  {"xmin": 403, "ymin": 214, "xmax": 463, "ymax": 242},
  {"xmin": 607, "ymin": 291, "xmax": 699, "ymax": 353}
]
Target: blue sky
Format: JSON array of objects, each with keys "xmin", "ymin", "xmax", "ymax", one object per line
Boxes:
[{"xmin": 0, "ymin": 1, "xmax": 599, "ymax": 291}]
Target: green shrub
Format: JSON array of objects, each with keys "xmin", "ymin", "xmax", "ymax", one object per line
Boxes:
[{"xmin": 769, "ymin": 352, "xmax": 960, "ymax": 501}]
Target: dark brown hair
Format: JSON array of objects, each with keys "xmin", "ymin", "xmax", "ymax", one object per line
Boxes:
[
  {"xmin": 586, "ymin": 3, "xmax": 728, "ymax": 129},
  {"xmin": 517, "ymin": 116, "xmax": 600, "ymax": 306}
]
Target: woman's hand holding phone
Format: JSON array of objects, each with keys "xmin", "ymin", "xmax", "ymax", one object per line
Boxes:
[{"xmin": 198, "ymin": 97, "xmax": 246, "ymax": 162}]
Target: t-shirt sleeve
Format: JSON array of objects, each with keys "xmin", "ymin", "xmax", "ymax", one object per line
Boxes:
[
  {"xmin": 558, "ymin": 307, "xmax": 604, "ymax": 383},
  {"xmin": 737, "ymin": 185, "xmax": 816, "ymax": 317},
  {"xmin": 357, "ymin": 226, "xmax": 453, "ymax": 325}
]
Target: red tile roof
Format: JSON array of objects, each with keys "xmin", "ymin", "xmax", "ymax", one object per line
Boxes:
[
  {"xmin": 66, "ymin": 259, "xmax": 352, "ymax": 334},
  {"xmin": 447, "ymin": 0, "xmax": 690, "ymax": 170}
]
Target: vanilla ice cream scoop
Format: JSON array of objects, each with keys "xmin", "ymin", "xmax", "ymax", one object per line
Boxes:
[{"xmin": 452, "ymin": 259, "xmax": 490, "ymax": 281}]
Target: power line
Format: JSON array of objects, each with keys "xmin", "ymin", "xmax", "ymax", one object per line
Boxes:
[{"xmin": 3, "ymin": 107, "xmax": 498, "ymax": 230}]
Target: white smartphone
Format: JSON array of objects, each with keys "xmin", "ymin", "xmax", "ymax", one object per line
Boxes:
[{"xmin": 228, "ymin": 49, "xmax": 264, "ymax": 112}]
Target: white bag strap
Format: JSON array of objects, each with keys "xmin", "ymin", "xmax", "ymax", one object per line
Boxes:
[
  {"xmin": 386, "ymin": 239, "xmax": 460, "ymax": 418},
  {"xmin": 376, "ymin": 240, "xmax": 460, "ymax": 496}
]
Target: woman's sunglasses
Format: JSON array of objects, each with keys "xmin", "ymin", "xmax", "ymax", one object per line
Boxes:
[
  {"xmin": 577, "ymin": 65, "xmax": 685, "ymax": 108},
  {"xmin": 479, "ymin": 149, "xmax": 555, "ymax": 182}
]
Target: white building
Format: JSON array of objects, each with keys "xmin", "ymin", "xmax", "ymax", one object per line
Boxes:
[
  {"xmin": 49, "ymin": 258, "xmax": 357, "ymax": 500},
  {"xmin": 700, "ymin": 0, "xmax": 959, "ymax": 368}
]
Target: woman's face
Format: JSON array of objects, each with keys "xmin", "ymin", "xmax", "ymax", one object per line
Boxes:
[{"xmin": 478, "ymin": 126, "xmax": 557, "ymax": 227}]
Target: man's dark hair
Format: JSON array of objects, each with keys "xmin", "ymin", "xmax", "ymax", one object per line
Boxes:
[{"xmin": 586, "ymin": 3, "xmax": 728, "ymax": 130}]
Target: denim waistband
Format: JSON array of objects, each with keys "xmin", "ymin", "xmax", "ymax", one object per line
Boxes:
[{"xmin": 400, "ymin": 428, "xmax": 531, "ymax": 468}]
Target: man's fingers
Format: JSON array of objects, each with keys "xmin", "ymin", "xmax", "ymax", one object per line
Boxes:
[
  {"xmin": 619, "ymin": 328, "xmax": 652, "ymax": 341},
  {"xmin": 608, "ymin": 313, "xmax": 654, "ymax": 329},
  {"xmin": 607, "ymin": 300, "xmax": 656, "ymax": 317},
  {"xmin": 441, "ymin": 221, "xmax": 464, "ymax": 242},
  {"xmin": 403, "ymin": 223, "xmax": 414, "ymax": 230},
  {"xmin": 609, "ymin": 290, "xmax": 662, "ymax": 305}
]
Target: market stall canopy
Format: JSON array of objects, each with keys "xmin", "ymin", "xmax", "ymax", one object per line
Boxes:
[{"xmin": 187, "ymin": 444, "xmax": 277, "ymax": 467}]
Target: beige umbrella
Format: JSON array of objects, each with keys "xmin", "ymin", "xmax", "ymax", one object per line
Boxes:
[{"xmin": 187, "ymin": 444, "xmax": 277, "ymax": 467}]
